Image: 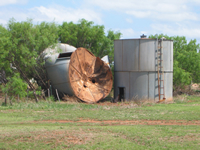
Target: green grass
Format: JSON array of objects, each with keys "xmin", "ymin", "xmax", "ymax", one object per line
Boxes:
[
  {"xmin": 0, "ymin": 95, "xmax": 200, "ymax": 149},
  {"xmin": 0, "ymin": 123, "xmax": 200, "ymax": 149},
  {"xmin": 1, "ymin": 96, "xmax": 200, "ymax": 123}
]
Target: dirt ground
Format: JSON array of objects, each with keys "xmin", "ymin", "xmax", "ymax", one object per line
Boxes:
[{"xmin": 34, "ymin": 119, "xmax": 200, "ymax": 126}]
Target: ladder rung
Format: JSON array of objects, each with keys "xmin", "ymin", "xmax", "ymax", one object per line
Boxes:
[
  {"xmin": 160, "ymin": 94, "xmax": 164, "ymax": 95},
  {"xmin": 158, "ymin": 60, "xmax": 163, "ymax": 61},
  {"xmin": 158, "ymin": 67, "xmax": 163, "ymax": 68},
  {"xmin": 157, "ymin": 53, "xmax": 163, "ymax": 54}
]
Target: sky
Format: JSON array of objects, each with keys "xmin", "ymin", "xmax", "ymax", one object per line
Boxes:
[{"xmin": 0, "ymin": 0, "xmax": 200, "ymax": 43}]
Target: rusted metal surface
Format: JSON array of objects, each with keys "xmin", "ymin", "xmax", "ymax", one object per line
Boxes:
[
  {"xmin": 69, "ymin": 47, "xmax": 113, "ymax": 103},
  {"xmin": 44, "ymin": 44, "xmax": 113, "ymax": 103}
]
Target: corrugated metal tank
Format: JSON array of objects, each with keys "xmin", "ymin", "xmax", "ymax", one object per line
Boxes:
[
  {"xmin": 43, "ymin": 43, "xmax": 113, "ymax": 103},
  {"xmin": 114, "ymin": 38, "xmax": 173, "ymax": 102},
  {"xmin": 44, "ymin": 43, "xmax": 76, "ymax": 95}
]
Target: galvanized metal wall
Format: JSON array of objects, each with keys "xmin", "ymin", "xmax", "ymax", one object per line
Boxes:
[
  {"xmin": 114, "ymin": 39, "xmax": 173, "ymax": 101},
  {"xmin": 44, "ymin": 43, "xmax": 76, "ymax": 95}
]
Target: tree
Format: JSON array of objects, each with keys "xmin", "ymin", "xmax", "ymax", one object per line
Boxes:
[
  {"xmin": 0, "ymin": 18, "xmax": 59, "ymax": 102},
  {"xmin": 149, "ymin": 34, "xmax": 200, "ymax": 87},
  {"xmin": 59, "ymin": 19, "xmax": 121, "ymax": 62},
  {"xmin": 0, "ymin": 18, "xmax": 121, "ymax": 101},
  {"xmin": 1, "ymin": 73, "xmax": 27, "ymax": 105}
]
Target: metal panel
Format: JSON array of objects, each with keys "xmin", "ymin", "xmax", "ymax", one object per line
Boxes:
[
  {"xmin": 44, "ymin": 43, "xmax": 76, "ymax": 66},
  {"xmin": 52, "ymin": 83, "xmax": 74, "ymax": 96},
  {"xmin": 130, "ymin": 72, "xmax": 148, "ymax": 100},
  {"xmin": 164, "ymin": 73, "xmax": 173, "ymax": 100},
  {"xmin": 114, "ymin": 72, "xmax": 129, "ymax": 100},
  {"xmin": 59, "ymin": 43, "xmax": 77, "ymax": 53},
  {"xmin": 162, "ymin": 41, "xmax": 172, "ymax": 71},
  {"xmin": 148, "ymin": 72, "xmax": 156, "ymax": 101},
  {"xmin": 114, "ymin": 40, "xmax": 123, "ymax": 71},
  {"xmin": 122, "ymin": 39, "xmax": 139, "ymax": 71},
  {"xmin": 139, "ymin": 40, "xmax": 156, "ymax": 71},
  {"xmin": 154, "ymin": 72, "xmax": 173, "ymax": 101},
  {"xmin": 154, "ymin": 72, "xmax": 159, "ymax": 100},
  {"xmin": 46, "ymin": 59, "xmax": 73, "ymax": 94},
  {"xmin": 170, "ymin": 41, "xmax": 173, "ymax": 71}
]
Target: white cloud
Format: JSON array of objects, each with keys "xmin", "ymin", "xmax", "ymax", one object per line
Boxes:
[
  {"xmin": 0, "ymin": 19, "xmax": 7, "ymax": 25},
  {"xmin": 0, "ymin": 0, "xmax": 27, "ymax": 6},
  {"xmin": 31, "ymin": 5, "xmax": 102, "ymax": 24},
  {"xmin": 85, "ymin": 0, "xmax": 199, "ymax": 22},
  {"xmin": 120, "ymin": 28, "xmax": 136, "ymax": 38},
  {"xmin": 86, "ymin": 0, "xmax": 186, "ymax": 11},
  {"xmin": 192, "ymin": 0, "xmax": 200, "ymax": 4},
  {"xmin": 0, "ymin": 5, "xmax": 102, "ymax": 25},
  {"xmin": 125, "ymin": 18, "xmax": 133, "ymax": 23},
  {"xmin": 126, "ymin": 11, "xmax": 151, "ymax": 18},
  {"xmin": 151, "ymin": 23, "xmax": 200, "ymax": 42},
  {"xmin": 156, "ymin": 12, "xmax": 198, "ymax": 22}
]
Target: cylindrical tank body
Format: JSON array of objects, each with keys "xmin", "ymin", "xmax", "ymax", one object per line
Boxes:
[
  {"xmin": 44, "ymin": 43, "xmax": 113, "ymax": 103},
  {"xmin": 44, "ymin": 43, "xmax": 77, "ymax": 95},
  {"xmin": 114, "ymin": 38, "xmax": 173, "ymax": 102}
]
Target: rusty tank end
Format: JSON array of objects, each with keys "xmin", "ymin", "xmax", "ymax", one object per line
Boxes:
[{"xmin": 69, "ymin": 47, "xmax": 113, "ymax": 103}]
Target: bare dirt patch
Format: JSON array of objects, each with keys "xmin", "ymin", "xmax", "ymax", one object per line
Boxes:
[
  {"xmin": 34, "ymin": 119, "xmax": 200, "ymax": 126},
  {"xmin": 4, "ymin": 130, "xmax": 95, "ymax": 146}
]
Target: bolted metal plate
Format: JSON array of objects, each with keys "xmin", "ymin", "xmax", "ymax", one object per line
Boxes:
[{"xmin": 69, "ymin": 47, "xmax": 113, "ymax": 103}]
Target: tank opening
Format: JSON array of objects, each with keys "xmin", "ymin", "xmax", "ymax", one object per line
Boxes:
[
  {"xmin": 92, "ymin": 79, "xmax": 96, "ymax": 83},
  {"xmin": 83, "ymin": 84, "xmax": 87, "ymax": 88},
  {"xmin": 58, "ymin": 52, "xmax": 72, "ymax": 58},
  {"xmin": 119, "ymin": 87, "xmax": 125, "ymax": 102}
]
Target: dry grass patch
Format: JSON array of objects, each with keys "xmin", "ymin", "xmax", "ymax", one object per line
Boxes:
[
  {"xmin": 0, "ymin": 128, "xmax": 116, "ymax": 149},
  {"xmin": 160, "ymin": 133, "xmax": 200, "ymax": 143}
]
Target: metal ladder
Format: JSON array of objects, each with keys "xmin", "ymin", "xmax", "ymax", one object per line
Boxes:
[{"xmin": 157, "ymin": 38, "xmax": 166, "ymax": 102}]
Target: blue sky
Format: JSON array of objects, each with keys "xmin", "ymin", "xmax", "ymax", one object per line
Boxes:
[{"xmin": 1, "ymin": 0, "xmax": 200, "ymax": 43}]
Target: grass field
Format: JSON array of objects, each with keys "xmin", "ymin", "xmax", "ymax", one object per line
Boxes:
[{"xmin": 0, "ymin": 95, "xmax": 200, "ymax": 149}]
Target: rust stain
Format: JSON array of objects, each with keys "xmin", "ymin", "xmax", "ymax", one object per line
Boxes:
[{"xmin": 69, "ymin": 47, "xmax": 113, "ymax": 103}]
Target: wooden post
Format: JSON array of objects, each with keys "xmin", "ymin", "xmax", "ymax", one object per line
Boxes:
[
  {"xmin": 55, "ymin": 89, "xmax": 60, "ymax": 101},
  {"xmin": 27, "ymin": 89, "xmax": 29, "ymax": 101},
  {"xmin": 42, "ymin": 90, "xmax": 46, "ymax": 101},
  {"xmin": 4, "ymin": 93, "xmax": 7, "ymax": 105},
  {"xmin": 48, "ymin": 89, "xmax": 50, "ymax": 100},
  {"xmin": 9, "ymin": 96, "xmax": 12, "ymax": 105}
]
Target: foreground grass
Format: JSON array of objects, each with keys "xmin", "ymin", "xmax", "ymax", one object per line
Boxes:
[
  {"xmin": 1, "ymin": 95, "xmax": 200, "ymax": 123},
  {"xmin": 0, "ymin": 123, "xmax": 200, "ymax": 149},
  {"xmin": 0, "ymin": 95, "xmax": 200, "ymax": 149}
]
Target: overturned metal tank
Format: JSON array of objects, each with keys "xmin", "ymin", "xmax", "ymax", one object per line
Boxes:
[{"xmin": 44, "ymin": 43, "xmax": 113, "ymax": 103}]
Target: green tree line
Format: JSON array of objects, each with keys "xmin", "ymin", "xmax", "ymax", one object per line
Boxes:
[
  {"xmin": 0, "ymin": 18, "xmax": 199, "ymax": 104},
  {"xmin": 0, "ymin": 18, "xmax": 121, "ymax": 103}
]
